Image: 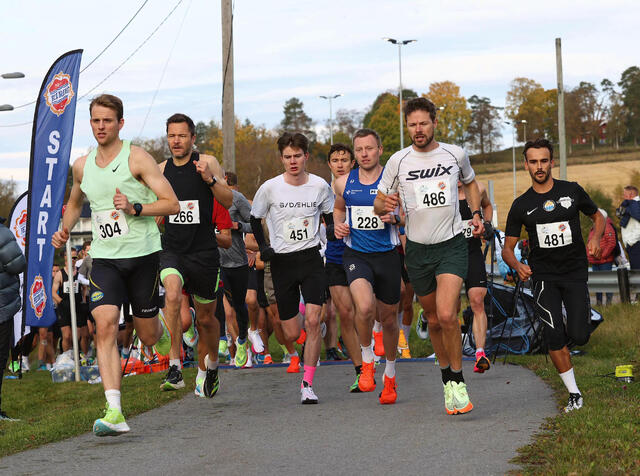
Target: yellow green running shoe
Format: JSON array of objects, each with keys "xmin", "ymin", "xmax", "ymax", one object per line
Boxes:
[
  {"xmin": 349, "ymin": 373, "xmax": 363, "ymax": 393},
  {"xmin": 235, "ymin": 339, "xmax": 248, "ymax": 368},
  {"xmin": 93, "ymin": 404, "xmax": 130, "ymax": 436},
  {"xmin": 443, "ymin": 381, "xmax": 455, "ymax": 415},
  {"xmin": 450, "ymin": 381, "xmax": 473, "ymax": 414}
]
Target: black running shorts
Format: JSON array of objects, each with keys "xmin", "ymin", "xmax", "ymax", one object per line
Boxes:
[
  {"xmin": 342, "ymin": 247, "xmax": 401, "ymax": 305},
  {"xmin": 325, "ymin": 261, "xmax": 348, "ymax": 287},
  {"xmin": 159, "ymin": 248, "xmax": 220, "ymax": 302},
  {"xmin": 465, "ymin": 245, "xmax": 487, "ymax": 290}
]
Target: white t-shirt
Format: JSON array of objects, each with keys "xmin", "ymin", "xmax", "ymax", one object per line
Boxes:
[
  {"xmin": 251, "ymin": 173, "xmax": 334, "ymax": 254},
  {"xmin": 378, "ymin": 143, "xmax": 475, "ymax": 245}
]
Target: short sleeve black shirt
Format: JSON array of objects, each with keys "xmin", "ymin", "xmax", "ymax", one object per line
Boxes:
[{"xmin": 505, "ymin": 179, "xmax": 598, "ymax": 281}]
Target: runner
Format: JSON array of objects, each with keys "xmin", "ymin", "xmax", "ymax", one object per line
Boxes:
[
  {"xmin": 457, "ymin": 180, "xmax": 493, "ymax": 373},
  {"xmin": 375, "ymin": 97, "xmax": 484, "ymax": 415},
  {"xmin": 52, "ymin": 94, "xmax": 179, "ymax": 436},
  {"xmin": 324, "ymin": 143, "xmax": 363, "ymax": 391},
  {"xmin": 334, "ymin": 128, "xmax": 401, "ymax": 404},
  {"xmin": 158, "ymin": 113, "xmax": 232, "ymax": 397},
  {"xmin": 250, "ymin": 132, "xmax": 334, "ymax": 404},
  {"xmin": 51, "ymin": 248, "xmax": 85, "ymax": 352},
  {"xmin": 502, "ymin": 138, "xmax": 604, "ymax": 412}
]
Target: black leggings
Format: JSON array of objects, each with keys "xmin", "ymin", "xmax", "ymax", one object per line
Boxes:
[
  {"xmin": 533, "ymin": 280, "xmax": 591, "ymax": 351},
  {"xmin": 221, "ymin": 266, "xmax": 250, "ymax": 341},
  {"xmin": 0, "ymin": 320, "xmax": 13, "ymax": 410}
]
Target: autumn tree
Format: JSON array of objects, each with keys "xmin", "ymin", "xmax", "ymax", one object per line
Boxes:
[
  {"xmin": 619, "ymin": 66, "xmax": 640, "ymax": 145},
  {"xmin": 424, "ymin": 81, "xmax": 471, "ymax": 146},
  {"xmin": 505, "ymin": 77, "xmax": 557, "ymax": 142},
  {"xmin": 601, "ymin": 78, "xmax": 627, "ymax": 149},
  {"xmin": 465, "ymin": 95, "xmax": 503, "ymax": 155},
  {"xmin": 365, "ymin": 93, "xmax": 407, "ymax": 162},
  {"xmin": 571, "ymin": 81, "xmax": 606, "ymax": 151},
  {"xmin": 280, "ymin": 97, "xmax": 314, "ymax": 139}
]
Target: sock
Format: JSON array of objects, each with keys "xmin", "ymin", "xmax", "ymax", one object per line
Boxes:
[
  {"xmin": 205, "ymin": 354, "xmax": 218, "ymax": 371},
  {"xmin": 355, "ymin": 364, "xmax": 362, "ymax": 376},
  {"xmin": 373, "ymin": 321, "xmax": 382, "ymax": 333},
  {"xmin": 361, "ymin": 344, "xmax": 374, "ymax": 363},
  {"xmin": 237, "ymin": 337, "xmax": 246, "ymax": 345},
  {"xmin": 303, "ymin": 364, "xmax": 316, "ymax": 386},
  {"xmin": 105, "ymin": 389, "xmax": 121, "ymax": 411},
  {"xmin": 397, "ymin": 312, "xmax": 403, "ymax": 327},
  {"xmin": 197, "ymin": 367, "xmax": 206, "ymax": 381},
  {"xmin": 121, "ymin": 348, "xmax": 130, "ymax": 358},
  {"xmin": 169, "ymin": 359, "xmax": 181, "ymax": 369},
  {"xmin": 401, "ymin": 324, "xmax": 411, "ymax": 341},
  {"xmin": 476, "ymin": 347, "xmax": 485, "ymax": 358},
  {"xmin": 450, "ymin": 368, "xmax": 464, "ymax": 384},
  {"xmin": 440, "ymin": 366, "xmax": 451, "ymax": 384},
  {"xmin": 384, "ymin": 359, "xmax": 396, "ymax": 378},
  {"xmin": 559, "ymin": 367, "xmax": 580, "ymax": 394},
  {"xmin": 290, "ymin": 350, "xmax": 298, "ymax": 357}
]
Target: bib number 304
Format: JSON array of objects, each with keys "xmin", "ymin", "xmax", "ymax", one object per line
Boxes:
[
  {"xmin": 93, "ymin": 210, "xmax": 130, "ymax": 241},
  {"xmin": 536, "ymin": 221, "xmax": 572, "ymax": 248}
]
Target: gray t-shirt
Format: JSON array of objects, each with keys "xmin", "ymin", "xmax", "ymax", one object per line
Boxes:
[{"xmin": 219, "ymin": 190, "xmax": 252, "ymax": 268}]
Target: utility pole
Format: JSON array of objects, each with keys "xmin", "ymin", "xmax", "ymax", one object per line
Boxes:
[
  {"xmin": 383, "ymin": 38, "xmax": 416, "ymax": 149},
  {"xmin": 556, "ymin": 38, "xmax": 567, "ymax": 180},
  {"xmin": 221, "ymin": 0, "xmax": 235, "ymax": 173}
]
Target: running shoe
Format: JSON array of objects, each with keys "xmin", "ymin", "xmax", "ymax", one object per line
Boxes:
[
  {"xmin": 21, "ymin": 356, "xmax": 30, "ymax": 372},
  {"xmin": 243, "ymin": 347, "xmax": 253, "ymax": 368},
  {"xmin": 349, "ymin": 373, "xmax": 363, "ymax": 393},
  {"xmin": 287, "ymin": 355, "xmax": 300, "ymax": 373},
  {"xmin": 282, "ymin": 352, "xmax": 291, "ymax": 364},
  {"xmin": 248, "ymin": 329, "xmax": 264, "ymax": 354},
  {"xmin": 154, "ymin": 312, "xmax": 172, "ymax": 356},
  {"xmin": 203, "ymin": 368, "xmax": 220, "ymax": 398},
  {"xmin": 264, "ymin": 354, "xmax": 273, "ymax": 365},
  {"xmin": 183, "ymin": 322, "xmax": 198, "ymax": 348},
  {"xmin": 0, "ymin": 411, "xmax": 20, "ymax": 422},
  {"xmin": 235, "ymin": 339, "xmax": 248, "ymax": 368},
  {"xmin": 358, "ymin": 361, "xmax": 376, "ymax": 392},
  {"xmin": 160, "ymin": 365, "xmax": 185, "ymax": 391},
  {"xmin": 218, "ymin": 339, "xmax": 229, "ymax": 359},
  {"xmin": 373, "ymin": 331, "xmax": 385, "ymax": 357},
  {"xmin": 379, "ymin": 375, "xmax": 397, "ymax": 404},
  {"xmin": 337, "ymin": 336, "xmax": 349, "ymax": 359},
  {"xmin": 415, "ymin": 310, "xmax": 429, "ymax": 340},
  {"xmin": 296, "ymin": 328, "xmax": 307, "ymax": 345},
  {"xmin": 443, "ymin": 382, "xmax": 455, "ymax": 415},
  {"xmin": 8, "ymin": 361, "xmax": 19, "ymax": 373},
  {"xmin": 564, "ymin": 393, "xmax": 583, "ymax": 413},
  {"xmin": 93, "ymin": 404, "xmax": 130, "ymax": 437},
  {"xmin": 300, "ymin": 381, "xmax": 318, "ymax": 404},
  {"xmin": 474, "ymin": 352, "xmax": 491, "ymax": 373},
  {"xmin": 194, "ymin": 376, "xmax": 205, "ymax": 397},
  {"xmin": 398, "ymin": 330, "xmax": 411, "ymax": 359},
  {"xmin": 450, "ymin": 381, "xmax": 473, "ymax": 414},
  {"xmin": 325, "ymin": 347, "xmax": 343, "ymax": 361}
]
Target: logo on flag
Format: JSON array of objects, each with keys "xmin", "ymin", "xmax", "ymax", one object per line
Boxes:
[
  {"xmin": 29, "ymin": 275, "xmax": 47, "ymax": 318},
  {"xmin": 44, "ymin": 72, "xmax": 75, "ymax": 116},
  {"xmin": 13, "ymin": 210, "xmax": 27, "ymax": 248}
]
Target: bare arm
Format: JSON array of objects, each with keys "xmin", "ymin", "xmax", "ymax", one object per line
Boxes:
[
  {"xmin": 478, "ymin": 183, "xmax": 493, "ymax": 222},
  {"xmin": 374, "ymin": 190, "xmax": 399, "ymax": 216},
  {"xmin": 52, "ymin": 157, "xmax": 86, "ymax": 248},
  {"xmin": 198, "ymin": 154, "xmax": 233, "ymax": 209},
  {"xmin": 502, "ymin": 235, "xmax": 531, "ymax": 282},
  {"xmin": 244, "ymin": 233, "xmax": 259, "ymax": 252},
  {"xmin": 586, "ymin": 210, "xmax": 605, "ymax": 259},
  {"xmin": 52, "ymin": 271, "xmax": 62, "ymax": 305},
  {"xmin": 333, "ymin": 175, "xmax": 350, "ymax": 239},
  {"xmin": 462, "ymin": 179, "xmax": 485, "ymax": 238},
  {"xmin": 216, "ymin": 228, "xmax": 232, "ymax": 249}
]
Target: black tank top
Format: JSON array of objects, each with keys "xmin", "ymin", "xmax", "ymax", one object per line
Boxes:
[
  {"xmin": 162, "ymin": 151, "xmax": 217, "ymax": 254},
  {"xmin": 60, "ymin": 268, "xmax": 81, "ymax": 307},
  {"xmin": 459, "ymin": 198, "xmax": 482, "ymax": 252}
]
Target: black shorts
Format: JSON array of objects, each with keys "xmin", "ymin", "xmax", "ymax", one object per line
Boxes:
[
  {"xmin": 247, "ymin": 266, "xmax": 258, "ymax": 291},
  {"xmin": 399, "ymin": 252, "xmax": 410, "ymax": 284},
  {"xmin": 533, "ymin": 280, "xmax": 591, "ymax": 351},
  {"xmin": 256, "ymin": 269, "xmax": 269, "ymax": 309},
  {"xmin": 325, "ymin": 261, "xmax": 348, "ymax": 287},
  {"xmin": 271, "ymin": 247, "xmax": 326, "ymax": 321},
  {"xmin": 343, "ymin": 247, "xmax": 401, "ymax": 305},
  {"xmin": 57, "ymin": 301, "xmax": 87, "ymax": 328},
  {"xmin": 160, "ymin": 248, "xmax": 220, "ymax": 302},
  {"xmin": 90, "ymin": 252, "xmax": 160, "ymax": 318},
  {"xmin": 465, "ymin": 245, "xmax": 487, "ymax": 290}
]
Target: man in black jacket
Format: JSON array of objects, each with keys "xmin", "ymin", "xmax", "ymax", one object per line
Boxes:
[{"xmin": 0, "ymin": 216, "xmax": 27, "ymax": 421}]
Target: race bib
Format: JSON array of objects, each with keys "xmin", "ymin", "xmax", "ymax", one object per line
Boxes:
[
  {"xmin": 351, "ymin": 206, "xmax": 384, "ymax": 231},
  {"xmin": 414, "ymin": 179, "xmax": 451, "ymax": 209},
  {"xmin": 168, "ymin": 200, "xmax": 200, "ymax": 224},
  {"xmin": 462, "ymin": 219, "xmax": 474, "ymax": 239},
  {"xmin": 63, "ymin": 281, "xmax": 79, "ymax": 294},
  {"xmin": 536, "ymin": 221, "xmax": 572, "ymax": 248},
  {"xmin": 283, "ymin": 216, "xmax": 313, "ymax": 244},
  {"xmin": 93, "ymin": 210, "xmax": 130, "ymax": 241}
]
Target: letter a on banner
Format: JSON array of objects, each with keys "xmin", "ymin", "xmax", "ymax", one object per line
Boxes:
[{"xmin": 24, "ymin": 49, "xmax": 83, "ymax": 328}]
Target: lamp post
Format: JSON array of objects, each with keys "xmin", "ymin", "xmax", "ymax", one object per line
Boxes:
[
  {"xmin": 505, "ymin": 122, "xmax": 517, "ymax": 199},
  {"xmin": 1, "ymin": 71, "xmax": 25, "ymax": 111},
  {"xmin": 521, "ymin": 119, "xmax": 527, "ymax": 142},
  {"xmin": 319, "ymin": 94, "xmax": 342, "ymax": 145},
  {"xmin": 383, "ymin": 38, "xmax": 416, "ymax": 149}
]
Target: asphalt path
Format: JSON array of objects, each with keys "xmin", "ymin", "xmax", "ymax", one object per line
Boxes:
[{"xmin": 0, "ymin": 359, "xmax": 556, "ymax": 476}]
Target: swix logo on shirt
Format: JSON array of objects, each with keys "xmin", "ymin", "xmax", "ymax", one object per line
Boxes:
[
  {"xmin": 279, "ymin": 201, "xmax": 317, "ymax": 208},
  {"xmin": 406, "ymin": 164, "xmax": 454, "ymax": 180}
]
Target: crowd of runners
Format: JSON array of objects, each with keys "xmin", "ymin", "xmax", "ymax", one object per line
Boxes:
[{"xmin": 22, "ymin": 92, "xmax": 608, "ymax": 436}]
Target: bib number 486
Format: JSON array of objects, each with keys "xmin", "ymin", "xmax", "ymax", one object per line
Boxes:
[{"xmin": 422, "ymin": 191, "xmax": 446, "ymax": 207}]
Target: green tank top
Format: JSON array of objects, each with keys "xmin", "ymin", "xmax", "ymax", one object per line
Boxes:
[{"xmin": 80, "ymin": 140, "xmax": 161, "ymax": 259}]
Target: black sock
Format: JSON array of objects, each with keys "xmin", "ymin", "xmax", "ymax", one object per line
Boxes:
[
  {"xmin": 440, "ymin": 366, "xmax": 451, "ymax": 384},
  {"xmin": 450, "ymin": 368, "xmax": 464, "ymax": 384},
  {"xmin": 355, "ymin": 365, "xmax": 362, "ymax": 376}
]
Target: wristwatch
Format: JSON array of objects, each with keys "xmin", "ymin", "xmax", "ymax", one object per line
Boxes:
[
  {"xmin": 206, "ymin": 177, "xmax": 217, "ymax": 188},
  {"xmin": 394, "ymin": 214, "xmax": 401, "ymax": 225},
  {"xmin": 133, "ymin": 203, "xmax": 143, "ymax": 217},
  {"xmin": 472, "ymin": 209, "xmax": 483, "ymax": 220}
]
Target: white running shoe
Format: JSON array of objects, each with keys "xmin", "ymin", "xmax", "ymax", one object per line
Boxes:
[
  {"xmin": 301, "ymin": 381, "xmax": 318, "ymax": 404},
  {"xmin": 564, "ymin": 393, "xmax": 583, "ymax": 413},
  {"xmin": 248, "ymin": 329, "xmax": 264, "ymax": 354},
  {"xmin": 21, "ymin": 356, "xmax": 30, "ymax": 372},
  {"xmin": 282, "ymin": 353, "xmax": 291, "ymax": 364}
]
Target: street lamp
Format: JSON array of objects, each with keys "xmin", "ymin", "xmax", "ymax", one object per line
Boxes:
[
  {"xmin": 1, "ymin": 71, "xmax": 25, "ymax": 111},
  {"xmin": 319, "ymin": 94, "xmax": 342, "ymax": 145},
  {"xmin": 521, "ymin": 119, "xmax": 527, "ymax": 142},
  {"xmin": 383, "ymin": 38, "xmax": 416, "ymax": 149},
  {"xmin": 0, "ymin": 105, "xmax": 14, "ymax": 111},
  {"xmin": 505, "ymin": 122, "xmax": 518, "ymax": 199}
]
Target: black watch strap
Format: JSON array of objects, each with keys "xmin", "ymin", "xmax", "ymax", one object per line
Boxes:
[
  {"xmin": 133, "ymin": 203, "xmax": 143, "ymax": 217},
  {"xmin": 207, "ymin": 177, "xmax": 217, "ymax": 187},
  {"xmin": 472, "ymin": 209, "xmax": 483, "ymax": 219}
]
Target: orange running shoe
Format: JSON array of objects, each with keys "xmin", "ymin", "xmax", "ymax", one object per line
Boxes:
[
  {"xmin": 296, "ymin": 329, "xmax": 307, "ymax": 345},
  {"xmin": 264, "ymin": 354, "xmax": 273, "ymax": 365},
  {"xmin": 287, "ymin": 355, "xmax": 300, "ymax": 373},
  {"xmin": 358, "ymin": 361, "xmax": 376, "ymax": 392},
  {"xmin": 379, "ymin": 375, "xmax": 397, "ymax": 404},
  {"xmin": 373, "ymin": 331, "xmax": 385, "ymax": 357}
]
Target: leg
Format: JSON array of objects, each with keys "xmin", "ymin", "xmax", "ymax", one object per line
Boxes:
[
  {"xmin": 329, "ymin": 285, "xmax": 361, "ymax": 367},
  {"xmin": 60, "ymin": 326, "xmax": 72, "ymax": 352},
  {"xmin": 435, "ymin": 274, "xmax": 464, "ymax": 371},
  {"xmin": 417, "ymin": 292, "xmax": 449, "ymax": 367},
  {"xmin": 160, "ymin": 273, "xmax": 183, "ymax": 362},
  {"xmin": 92, "ymin": 305, "xmax": 123, "ymax": 392},
  {"xmin": 468, "ymin": 287, "xmax": 488, "ymax": 350},
  {"xmin": 302, "ymin": 303, "xmax": 323, "ymax": 370}
]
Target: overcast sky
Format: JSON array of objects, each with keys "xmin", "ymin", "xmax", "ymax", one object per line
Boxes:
[{"xmin": 1, "ymin": 0, "xmax": 638, "ymax": 190}]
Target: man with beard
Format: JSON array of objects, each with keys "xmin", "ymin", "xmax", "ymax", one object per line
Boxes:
[
  {"xmin": 375, "ymin": 97, "xmax": 484, "ymax": 415},
  {"xmin": 502, "ymin": 138, "xmax": 604, "ymax": 412}
]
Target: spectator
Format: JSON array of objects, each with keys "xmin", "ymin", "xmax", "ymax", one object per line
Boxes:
[
  {"xmin": 617, "ymin": 185, "xmax": 640, "ymax": 301},
  {"xmin": 587, "ymin": 209, "xmax": 616, "ymax": 306},
  {"xmin": 0, "ymin": 216, "xmax": 27, "ymax": 421}
]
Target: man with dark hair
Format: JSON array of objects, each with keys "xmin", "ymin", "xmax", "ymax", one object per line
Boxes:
[
  {"xmin": 250, "ymin": 132, "xmax": 335, "ymax": 404},
  {"xmin": 503, "ymin": 138, "xmax": 604, "ymax": 412},
  {"xmin": 158, "ymin": 112, "xmax": 232, "ymax": 395},
  {"xmin": 375, "ymin": 96, "xmax": 484, "ymax": 415},
  {"xmin": 618, "ymin": 185, "xmax": 640, "ymax": 276}
]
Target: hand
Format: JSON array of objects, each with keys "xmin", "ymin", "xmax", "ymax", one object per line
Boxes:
[
  {"xmin": 482, "ymin": 221, "xmax": 494, "ymax": 241},
  {"xmin": 113, "ymin": 188, "xmax": 133, "ymax": 214},
  {"xmin": 616, "ymin": 206, "xmax": 626, "ymax": 218},
  {"xmin": 380, "ymin": 213, "xmax": 394, "ymax": 223},
  {"xmin": 260, "ymin": 246, "xmax": 275, "ymax": 262},
  {"xmin": 231, "ymin": 221, "xmax": 240, "ymax": 230},
  {"xmin": 193, "ymin": 159, "xmax": 213, "ymax": 183},
  {"xmin": 515, "ymin": 262, "xmax": 533, "ymax": 282},
  {"xmin": 471, "ymin": 215, "xmax": 485, "ymax": 238},
  {"xmin": 51, "ymin": 227, "xmax": 70, "ymax": 248},
  {"xmin": 384, "ymin": 193, "xmax": 399, "ymax": 213},
  {"xmin": 587, "ymin": 237, "xmax": 602, "ymax": 260},
  {"xmin": 247, "ymin": 250, "xmax": 256, "ymax": 267},
  {"xmin": 334, "ymin": 222, "xmax": 350, "ymax": 239}
]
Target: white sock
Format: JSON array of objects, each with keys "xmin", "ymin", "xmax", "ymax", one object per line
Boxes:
[
  {"xmin": 290, "ymin": 350, "xmax": 298, "ymax": 357},
  {"xmin": 401, "ymin": 324, "xmax": 411, "ymax": 341},
  {"xmin": 197, "ymin": 367, "xmax": 206, "ymax": 381},
  {"xmin": 205, "ymin": 354, "xmax": 218, "ymax": 370},
  {"xmin": 105, "ymin": 389, "xmax": 121, "ymax": 411},
  {"xmin": 397, "ymin": 313, "xmax": 403, "ymax": 327},
  {"xmin": 373, "ymin": 321, "xmax": 382, "ymax": 333},
  {"xmin": 361, "ymin": 344, "xmax": 374, "ymax": 363},
  {"xmin": 169, "ymin": 359, "xmax": 181, "ymax": 369},
  {"xmin": 559, "ymin": 368, "xmax": 580, "ymax": 394},
  {"xmin": 476, "ymin": 347, "xmax": 484, "ymax": 356},
  {"xmin": 384, "ymin": 359, "xmax": 396, "ymax": 378}
]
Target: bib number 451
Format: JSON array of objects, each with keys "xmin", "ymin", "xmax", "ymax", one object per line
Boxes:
[{"xmin": 289, "ymin": 228, "xmax": 309, "ymax": 241}]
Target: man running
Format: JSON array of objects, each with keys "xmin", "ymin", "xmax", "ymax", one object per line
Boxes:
[
  {"xmin": 375, "ymin": 97, "xmax": 484, "ymax": 415},
  {"xmin": 158, "ymin": 113, "xmax": 232, "ymax": 397},
  {"xmin": 334, "ymin": 128, "xmax": 402, "ymax": 404},
  {"xmin": 457, "ymin": 180, "xmax": 493, "ymax": 372},
  {"xmin": 502, "ymin": 138, "xmax": 604, "ymax": 412},
  {"xmin": 250, "ymin": 132, "xmax": 334, "ymax": 404},
  {"xmin": 52, "ymin": 94, "xmax": 178, "ymax": 436},
  {"xmin": 324, "ymin": 143, "xmax": 363, "ymax": 392}
]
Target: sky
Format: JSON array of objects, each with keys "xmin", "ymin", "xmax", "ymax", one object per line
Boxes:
[{"xmin": 1, "ymin": 0, "xmax": 638, "ymax": 191}]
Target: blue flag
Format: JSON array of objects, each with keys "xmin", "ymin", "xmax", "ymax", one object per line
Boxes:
[{"xmin": 24, "ymin": 50, "xmax": 83, "ymax": 328}]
